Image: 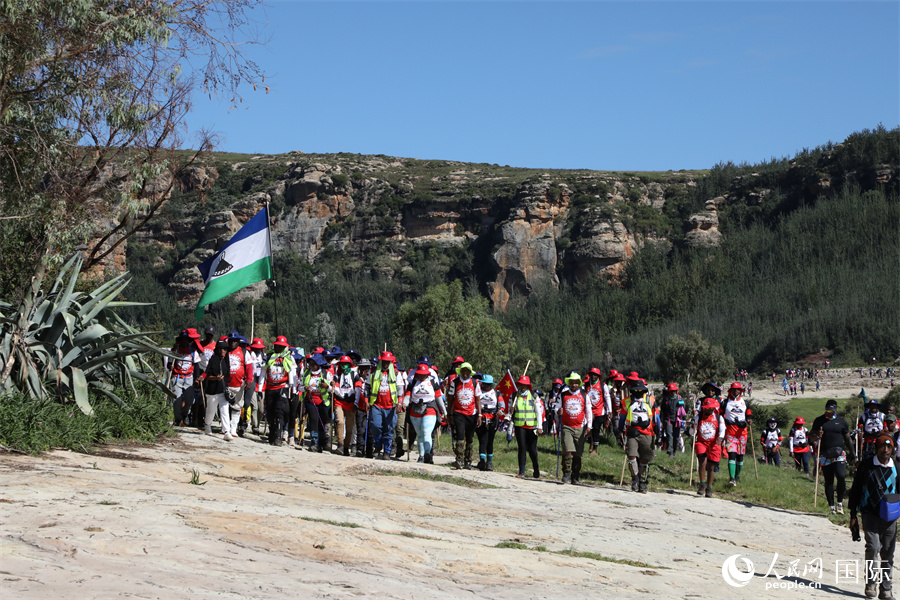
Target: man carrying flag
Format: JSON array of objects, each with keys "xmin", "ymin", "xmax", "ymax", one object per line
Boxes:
[{"xmin": 195, "ymin": 207, "xmax": 273, "ymax": 320}]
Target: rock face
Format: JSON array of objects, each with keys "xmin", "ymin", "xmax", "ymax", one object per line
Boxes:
[{"xmin": 684, "ymin": 200, "xmax": 722, "ymax": 248}]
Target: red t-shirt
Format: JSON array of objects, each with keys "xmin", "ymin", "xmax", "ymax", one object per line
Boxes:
[
  {"xmin": 587, "ymin": 381, "xmax": 606, "ymax": 417},
  {"xmin": 374, "ymin": 370, "xmax": 396, "ymax": 410},
  {"xmin": 226, "ymin": 347, "xmax": 248, "ymax": 388},
  {"xmin": 452, "ymin": 378, "xmax": 479, "ymax": 416},
  {"xmin": 561, "ymin": 389, "xmax": 588, "ymax": 428}
]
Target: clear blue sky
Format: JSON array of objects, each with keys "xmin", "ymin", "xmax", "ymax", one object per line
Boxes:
[{"xmin": 189, "ymin": 1, "xmax": 900, "ymax": 171}]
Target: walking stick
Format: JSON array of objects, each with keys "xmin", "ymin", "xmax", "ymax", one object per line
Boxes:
[
  {"xmin": 555, "ymin": 415, "xmax": 560, "ymax": 478},
  {"xmin": 814, "ymin": 436, "xmax": 823, "ymax": 507},
  {"xmin": 748, "ymin": 423, "xmax": 759, "ymax": 480},
  {"xmin": 619, "ymin": 453, "xmax": 628, "ymax": 487},
  {"xmin": 688, "ymin": 429, "xmax": 696, "ymax": 487}
]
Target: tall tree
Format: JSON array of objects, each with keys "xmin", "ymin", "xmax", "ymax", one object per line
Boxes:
[
  {"xmin": 0, "ymin": 0, "xmax": 265, "ymax": 301},
  {"xmin": 656, "ymin": 330, "xmax": 735, "ymax": 393}
]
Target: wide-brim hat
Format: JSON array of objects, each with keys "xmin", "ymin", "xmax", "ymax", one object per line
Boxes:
[
  {"xmin": 565, "ymin": 372, "xmax": 582, "ymax": 385},
  {"xmin": 702, "ymin": 398, "xmax": 719, "ymax": 411},
  {"xmin": 414, "ymin": 365, "xmax": 431, "ymax": 376},
  {"xmin": 250, "ymin": 338, "xmax": 266, "ymax": 349},
  {"xmin": 517, "ymin": 375, "xmax": 531, "ymax": 387},
  {"xmin": 346, "ymin": 349, "xmax": 362, "ymax": 361},
  {"xmin": 185, "ymin": 328, "xmax": 201, "ymax": 340},
  {"xmin": 630, "ymin": 382, "xmax": 648, "ymax": 393},
  {"xmin": 357, "ymin": 359, "xmax": 373, "ymax": 368},
  {"xmin": 227, "ymin": 331, "xmax": 241, "ymax": 340},
  {"xmin": 416, "ymin": 355, "xmax": 433, "ymax": 366},
  {"xmin": 452, "ymin": 356, "xmax": 465, "ymax": 365},
  {"xmin": 378, "ymin": 351, "xmax": 395, "ymax": 363},
  {"xmin": 589, "ymin": 367, "xmax": 602, "ymax": 377},
  {"xmin": 214, "ymin": 340, "xmax": 229, "ymax": 350},
  {"xmin": 666, "ymin": 383, "xmax": 679, "ymax": 392},
  {"xmin": 480, "ymin": 374, "xmax": 494, "ymax": 385},
  {"xmin": 456, "ymin": 362, "xmax": 474, "ymax": 376},
  {"xmin": 701, "ymin": 382, "xmax": 721, "ymax": 393},
  {"xmin": 338, "ymin": 355, "xmax": 353, "ymax": 365},
  {"xmin": 310, "ymin": 353, "xmax": 328, "ymax": 367}
]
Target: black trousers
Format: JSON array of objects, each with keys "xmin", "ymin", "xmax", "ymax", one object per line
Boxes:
[
  {"xmin": 476, "ymin": 416, "xmax": 498, "ymax": 456},
  {"xmin": 453, "ymin": 412, "xmax": 477, "ymax": 444},
  {"xmin": 515, "ymin": 426, "xmax": 540, "ymax": 475},
  {"xmin": 308, "ymin": 401, "xmax": 331, "ymax": 450},
  {"xmin": 265, "ymin": 388, "xmax": 289, "ymax": 444},
  {"xmin": 822, "ymin": 461, "xmax": 847, "ymax": 506}
]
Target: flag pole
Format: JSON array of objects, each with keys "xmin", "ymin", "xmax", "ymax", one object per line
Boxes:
[{"xmin": 265, "ymin": 202, "xmax": 280, "ymax": 334}]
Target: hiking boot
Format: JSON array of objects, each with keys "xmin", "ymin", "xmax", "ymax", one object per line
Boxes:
[
  {"xmin": 830, "ymin": 506, "xmax": 837, "ymax": 515},
  {"xmin": 532, "ymin": 470, "xmax": 541, "ymax": 479},
  {"xmin": 486, "ymin": 459, "xmax": 494, "ymax": 471},
  {"xmin": 375, "ymin": 454, "xmax": 386, "ymax": 461},
  {"xmin": 705, "ymin": 486, "xmax": 713, "ymax": 498},
  {"xmin": 425, "ymin": 453, "xmax": 434, "ymax": 464},
  {"xmin": 251, "ymin": 428, "xmax": 260, "ymax": 436},
  {"xmin": 562, "ymin": 473, "xmax": 571, "ymax": 484},
  {"xmin": 477, "ymin": 459, "xmax": 486, "ymax": 471},
  {"xmin": 878, "ymin": 588, "xmax": 894, "ymax": 600},
  {"xmin": 631, "ymin": 477, "xmax": 640, "ymax": 492},
  {"xmin": 837, "ymin": 502, "xmax": 844, "ymax": 515},
  {"xmin": 464, "ymin": 462, "xmax": 474, "ymax": 470},
  {"xmin": 697, "ymin": 482, "xmax": 706, "ymax": 495},
  {"xmin": 639, "ymin": 480, "xmax": 648, "ymax": 494},
  {"xmin": 571, "ymin": 476, "xmax": 579, "ymax": 485},
  {"xmin": 866, "ymin": 584, "xmax": 878, "ymax": 598},
  {"xmin": 589, "ymin": 447, "xmax": 598, "ymax": 456},
  {"xmin": 451, "ymin": 460, "xmax": 462, "ymax": 469},
  {"xmin": 205, "ymin": 427, "xmax": 213, "ymax": 436},
  {"xmin": 728, "ymin": 478, "xmax": 736, "ymax": 487},
  {"xmin": 417, "ymin": 456, "xmax": 425, "ymax": 463},
  {"xmin": 343, "ymin": 448, "xmax": 350, "ymax": 457}
]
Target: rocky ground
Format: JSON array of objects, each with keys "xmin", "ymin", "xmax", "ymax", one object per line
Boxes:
[
  {"xmin": 1, "ymin": 372, "xmax": 883, "ymax": 600},
  {"xmin": 739, "ymin": 367, "xmax": 893, "ymax": 406}
]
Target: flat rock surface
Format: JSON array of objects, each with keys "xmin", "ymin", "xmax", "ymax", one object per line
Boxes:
[{"xmin": 0, "ymin": 425, "xmax": 865, "ymax": 599}]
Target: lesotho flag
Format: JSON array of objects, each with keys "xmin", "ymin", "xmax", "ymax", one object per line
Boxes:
[{"xmin": 195, "ymin": 207, "xmax": 273, "ymax": 320}]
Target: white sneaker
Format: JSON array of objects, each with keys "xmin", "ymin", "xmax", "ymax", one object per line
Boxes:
[
  {"xmin": 837, "ymin": 502, "xmax": 844, "ymax": 515},
  {"xmin": 205, "ymin": 428, "xmax": 212, "ymax": 436},
  {"xmin": 288, "ymin": 437, "xmax": 295, "ymax": 446},
  {"xmin": 224, "ymin": 433, "xmax": 233, "ymax": 441},
  {"xmin": 830, "ymin": 505, "xmax": 836, "ymax": 515}
]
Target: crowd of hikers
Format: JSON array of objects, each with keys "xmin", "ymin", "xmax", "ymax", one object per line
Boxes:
[{"xmin": 163, "ymin": 327, "xmax": 895, "ymax": 499}]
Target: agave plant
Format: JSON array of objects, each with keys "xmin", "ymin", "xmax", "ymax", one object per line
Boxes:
[{"xmin": 0, "ymin": 255, "xmax": 172, "ymax": 414}]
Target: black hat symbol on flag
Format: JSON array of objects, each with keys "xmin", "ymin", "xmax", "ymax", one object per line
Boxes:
[{"xmin": 213, "ymin": 252, "xmax": 233, "ymax": 277}]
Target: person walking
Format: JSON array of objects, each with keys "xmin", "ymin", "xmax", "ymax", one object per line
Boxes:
[
  {"xmin": 447, "ymin": 361, "xmax": 482, "ymax": 469},
  {"xmin": 559, "ymin": 372, "xmax": 591, "ymax": 484},
  {"xmin": 404, "ymin": 364, "xmax": 446, "ymax": 464},
  {"xmin": 694, "ymin": 397, "xmax": 725, "ymax": 497},
  {"xmin": 303, "ymin": 353, "xmax": 333, "ymax": 452},
  {"xmin": 849, "ymin": 433, "xmax": 899, "ymax": 599},
  {"xmin": 368, "ymin": 351, "xmax": 401, "ymax": 460},
  {"xmin": 198, "ymin": 340, "xmax": 230, "ymax": 437},
  {"xmin": 586, "ymin": 368, "xmax": 611, "ymax": 455},
  {"xmin": 788, "ymin": 417, "xmax": 812, "ymax": 475},
  {"xmin": 168, "ymin": 329, "xmax": 202, "ymax": 426},
  {"xmin": 262, "ymin": 336, "xmax": 295, "ymax": 446},
  {"xmin": 761, "ymin": 418, "xmax": 783, "ymax": 466},
  {"xmin": 812, "ymin": 399, "xmax": 857, "ymax": 515},
  {"xmin": 722, "ymin": 382, "xmax": 752, "ymax": 486},
  {"xmin": 475, "ymin": 374, "xmax": 505, "ymax": 471},
  {"xmin": 860, "ymin": 399, "xmax": 888, "ymax": 460},
  {"xmin": 332, "ymin": 355, "xmax": 359, "ymax": 456},
  {"xmin": 507, "ymin": 375, "xmax": 544, "ymax": 479},
  {"xmin": 354, "ymin": 359, "xmax": 373, "ymax": 457},
  {"xmin": 660, "ymin": 383, "xmax": 684, "ymax": 458},
  {"xmin": 625, "ymin": 381, "xmax": 659, "ymax": 493}
]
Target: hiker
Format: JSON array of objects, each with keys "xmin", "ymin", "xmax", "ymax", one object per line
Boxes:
[
  {"xmin": 475, "ymin": 374, "xmax": 505, "ymax": 471},
  {"xmin": 332, "ymin": 355, "xmax": 359, "ymax": 456},
  {"xmin": 760, "ymin": 418, "xmax": 782, "ymax": 466},
  {"xmin": 193, "ymin": 325, "xmax": 217, "ymax": 429},
  {"xmin": 860, "ymin": 399, "xmax": 888, "ymax": 460},
  {"xmin": 404, "ymin": 363, "xmax": 446, "ymax": 464},
  {"xmin": 559, "ymin": 372, "xmax": 591, "ymax": 484},
  {"xmin": 586, "ymin": 368, "xmax": 611, "ymax": 454},
  {"xmin": 198, "ymin": 340, "xmax": 230, "ymax": 437},
  {"xmin": 447, "ymin": 361, "xmax": 482, "ymax": 469},
  {"xmin": 368, "ymin": 351, "xmax": 401, "ymax": 460},
  {"xmin": 548, "ymin": 379, "xmax": 564, "ymax": 435},
  {"xmin": 811, "ymin": 399, "xmax": 856, "ymax": 515},
  {"xmin": 849, "ymin": 433, "xmax": 899, "ymax": 600},
  {"xmin": 262, "ymin": 336, "xmax": 294, "ymax": 446},
  {"xmin": 225, "ymin": 332, "xmax": 253, "ymax": 434},
  {"xmin": 354, "ymin": 359, "xmax": 373, "ymax": 457},
  {"xmin": 404, "ymin": 356, "xmax": 442, "ymax": 458},
  {"xmin": 507, "ymin": 375, "xmax": 544, "ymax": 478},
  {"xmin": 625, "ymin": 380, "xmax": 659, "ymax": 493},
  {"xmin": 722, "ymin": 382, "xmax": 752, "ymax": 486},
  {"xmin": 694, "ymin": 397, "xmax": 725, "ymax": 497},
  {"xmin": 168, "ymin": 329, "xmax": 202, "ymax": 426},
  {"xmin": 237, "ymin": 337, "xmax": 266, "ymax": 437},
  {"xmin": 660, "ymin": 383, "xmax": 685, "ymax": 458},
  {"xmin": 303, "ymin": 353, "xmax": 333, "ymax": 452},
  {"xmin": 788, "ymin": 417, "xmax": 811, "ymax": 475},
  {"xmin": 609, "ymin": 371, "xmax": 627, "ymax": 447}
]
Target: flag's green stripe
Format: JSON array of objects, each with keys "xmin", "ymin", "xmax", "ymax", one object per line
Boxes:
[{"xmin": 195, "ymin": 257, "xmax": 272, "ymax": 320}]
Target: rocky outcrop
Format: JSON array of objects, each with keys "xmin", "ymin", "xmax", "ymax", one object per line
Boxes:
[
  {"xmin": 683, "ymin": 200, "xmax": 722, "ymax": 248},
  {"xmin": 564, "ymin": 219, "xmax": 638, "ymax": 281}
]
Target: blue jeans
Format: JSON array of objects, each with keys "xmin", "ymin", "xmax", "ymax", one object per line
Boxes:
[
  {"xmin": 171, "ymin": 375, "xmax": 194, "ymax": 423},
  {"xmin": 369, "ymin": 406, "xmax": 397, "ymax": 455},
  {"xmin": 411, "ymin": 414, "xmax": 438, "ymax": 456}
]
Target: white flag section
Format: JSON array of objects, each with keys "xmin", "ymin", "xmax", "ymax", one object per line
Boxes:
[{"xmin": 195, "ymin": 207, "xmax": 272, "ymax": 320}]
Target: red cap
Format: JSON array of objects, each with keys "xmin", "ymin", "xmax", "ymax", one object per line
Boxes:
[
  {"xmin": 517, "ymin": 375, "xmax": 531, "ymax": 387},
  {"xmin": 553, "ymin": 378, "xmax": 563, "ymax": 385},
  {"xmin": 338, "ymin": 355, "xmax": 352, "ymax": 364},
  {"xmin": 729, "ymin": 382, "xmax": 743, "ymax": 391},
  {"xmin": 273, "ymin": 335, "xmax": 288, "ymax": 347},
  {"xmin": 313, "ymin": 347, "xmax": 325, "ymax": 354},
  {"xmin": 415, "ymin": 365, "xmax": 431, "ymax": 376},
  {"xmin": 250, "ymin": 337, "xmax": 266, "ymax": 349},
  {"xmin": 181, "ymin": 328, "xmax": 200, "ymax": 339},
  {"xmin": 666, "ymin": 383, "xmax": 679, "ymax": 392},
  {"xmin": 452, "ymin": 356, "xmax": 465, "ymax": 364},
  {"xmin": 589, "ymin": 367, "xmax": 603, "ymax": 377},
  {"xmin": 794, "ymin": 417, "xmax": 805, "ymax": 425},
  {"xmin": 702, "ymin": 398, "xmax": 719, "ymax": 411},
  {"xmin": 379, "ymin": 351, "xmax": 395, "ymax": 362}
]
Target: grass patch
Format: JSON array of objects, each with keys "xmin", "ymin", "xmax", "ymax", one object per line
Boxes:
[
  {"xmin": 496, "ymin": 541, "xmax": 664, "ymax": 569},
  {"xmin": 301, "ymin": 517, "xmax": 361, "ymax": 528},
  {"xmin": 373, "ymin": 468, "xmax": 500, "ymax": 489},
  {"xmin": 98, "ymin": 500, "xmax": 120, "ymax": 506}
]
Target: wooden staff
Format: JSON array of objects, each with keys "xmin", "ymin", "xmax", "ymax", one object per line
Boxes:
[
  {"xmin": 688, "ymin": 427, "xmax": 697, "ymax": 487},
  {"xmin": 748, "ymin": 423, "xmax": 759, "ymax": 480},
  {"xmin": 814, "ymin": 434, "xmax": 823, "ymax": 507},
  {"xmin": 619, "ymin": 454, "xmax": 628, "ymax": 487}
]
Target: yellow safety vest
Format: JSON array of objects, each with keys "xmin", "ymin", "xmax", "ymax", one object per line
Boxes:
[
  {"xmin": 512, "ymin": 391, "xmax": 538, "ymax": 427},
  {"xmin": 368, "ymin": 364, "xmax": 398, "ymax": 406}
]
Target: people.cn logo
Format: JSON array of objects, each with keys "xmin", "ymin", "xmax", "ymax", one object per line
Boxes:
[{"xmin": 722, "ymin": 554, "xmax": 755, "ymax": 587}]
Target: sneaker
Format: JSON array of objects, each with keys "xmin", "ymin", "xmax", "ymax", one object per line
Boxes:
[
  {"xmin": 631, "ymin": 478, "xmax": 640, "ymax": 492},
  {"xmin": 464, "ymin": 462, "xmax": 474, "ymax": 470},
  {"xmin": 417, "ymin": 456, "xmax": 425, "ymax": 463},
  {"xmin": 562, "ymin": 474, "xmax": 571, "ymax": 484},
  {"xmin": 477, "ymin": 459, "xmax": 486, "ymax": 471},
  {"xmin": 837, "ymin": 502, "xmax": 844, "ymax": 515},
  {"xmin": 697, "ymin": 482, "xmax": 706, "ymax": 496},
  {"xmin": 486, "ymin": 460, "xmax": 493, "ymax": 471},
  {"xmin": 571, "ymin": 477, "xmax": 579, "ymax": 485},
  {"xmin": 589, "ymin": 447, "xmax": 598, "ymax": 456},
  {"xmin": 205, "ymin": 428, "xmax": 213, "ymax": 436},
  {"xmin": 830, "ymin": 506, "xmax": 837, "ymax": 515},
  {"xmin": 728, "ymin": 478, "xmax": 736, "ymax": 487},
  {"xmin": 516, "ymin": 472, "xmax": 524, "ymax": 478},
  {"xmin": 288, "ymin": 437, "xmax": 295, "ymax": 447},
  {"xmin": 532, "ymin": 470, "xmax": 541, "ymax": 479},
  {"xmin": 223, "ymin": 433, "xmax": 233, "ymax": 441},
  {"xmin": 705, "ymin": 486, "xmax": 713, "ymax": 498},
  {"xmin": 375, "ymin": 454, "xmax": 386, "ymax": 461}
]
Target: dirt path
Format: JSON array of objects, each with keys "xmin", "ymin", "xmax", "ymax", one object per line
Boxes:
[
  {"xmin": 707, "ymin": 368, "xmax": 894, "ymax": 406},
  {"xmin": 0, "ymin": 427, "xmax": 867, "ymax": 599}
]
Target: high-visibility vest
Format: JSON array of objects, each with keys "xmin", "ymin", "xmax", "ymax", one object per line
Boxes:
[
  {"xmin": 265, "ymin": 351, "xmax": 294, "ymax": 389},
  {"xmin": 369, "ymin": 364, "xmax": 398, "ymax": 406},
  {"xmin": 304, "ymin": 370, "xmax": 331, "ymax": 407},
  {"xmin": 512, "ymin": 391, "xmax": 538, "ymax": 427}
]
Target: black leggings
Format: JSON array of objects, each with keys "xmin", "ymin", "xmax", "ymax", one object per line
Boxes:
[
  {"xmin": 515, "ymin": 426, "xmax": 540, "ymax": 475},
  {"xmin": 453, "ymin": 412, "xmax": 477, "ymax": 444},
  {"xmin": 822, "ymin": 461, "xmax": 847, "ymax": 506},
  {"xmin": 476, "ymin": 417, "xmax": 498, "ymax": 456}
]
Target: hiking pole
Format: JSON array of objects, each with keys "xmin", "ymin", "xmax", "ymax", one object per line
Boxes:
[
  {"xmin": 555, "ymin": 415, "xmax": 560, "ymax": 478},
  {"xmin": 814, "ymin": 436, "xmax": 823, "ymax": 507},
  {"xmin": 748, "ymin": 423, "xmax": 759, "ymax": 480},
  {"xmin": 619, "ymin": 453, "xmax": 628, "ymax": 487}
]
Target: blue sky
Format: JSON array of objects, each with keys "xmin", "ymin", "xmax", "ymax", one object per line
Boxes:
[{"xmin": 189, "ymin": 1, "xmax": 900, "ymax": 171}]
